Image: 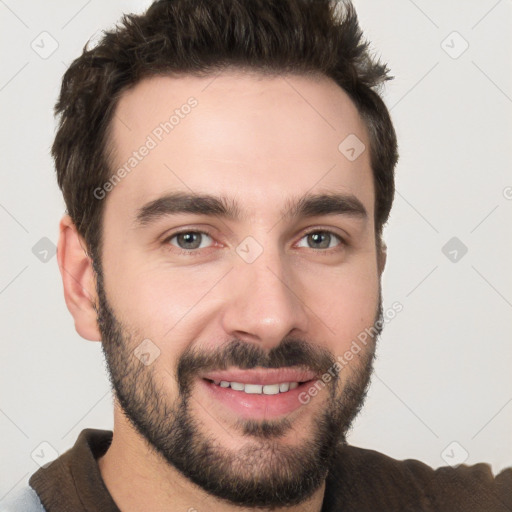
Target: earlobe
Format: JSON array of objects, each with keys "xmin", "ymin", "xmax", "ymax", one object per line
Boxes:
[
  {"xmin": 57, "ymin": 214, "xmax": 102, "ymax": 341},
  {"xmin": 378, "ymin": 241, "xmax": 387, "ymax": 276}
]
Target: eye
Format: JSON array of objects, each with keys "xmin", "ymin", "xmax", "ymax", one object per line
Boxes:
[
  {"xmin": 166, "ymin": 231, "xmax": 214, "ymax": 251},
  {"xmin": 296, "ymin": 230, "xmax": 344, "ymax": 250}
]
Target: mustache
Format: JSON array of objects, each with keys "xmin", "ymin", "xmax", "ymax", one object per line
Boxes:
[{"xmin": 176, "ymin": 337, "xmax": 337, "ymax": 394}]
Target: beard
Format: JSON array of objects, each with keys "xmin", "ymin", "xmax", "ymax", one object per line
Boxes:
[{"xmin": 94, "ymin": 264, "xmax": 382, "ymax": 509}]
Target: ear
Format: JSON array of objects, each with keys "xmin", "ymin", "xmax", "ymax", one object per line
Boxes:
[
  {"xmin": 377, "ymin": 240, "xmax": 387, "ymax": 276},
  {"xmin": 57, "ymin": 214, "xmax": 102, "ymax": 341}
]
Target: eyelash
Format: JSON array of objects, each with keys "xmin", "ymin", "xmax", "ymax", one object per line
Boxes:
[{"xmin": 162, "ymin": 228, "xmax": 346, "ymax": 255}]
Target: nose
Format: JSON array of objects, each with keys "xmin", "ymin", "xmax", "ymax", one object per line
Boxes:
[{"xmin": 219, "ymin": 248, "xmax": 309, "ymax": 351}]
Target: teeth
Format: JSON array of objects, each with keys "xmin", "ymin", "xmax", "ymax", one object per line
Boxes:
[
  {"xmin": 262, "ymin": 384, "xmax": 280, "ymax": 395},
  {"xmin": 244, "ymin": 383, "xmax": 263, "ymax": 394},
  {"xmin": 211, "ymin": 380, "xmax": 301, "ymax": 394}
]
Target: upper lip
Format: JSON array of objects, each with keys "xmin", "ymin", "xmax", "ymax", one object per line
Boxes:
[{"xmin": 201, "ymin": 367, "xmax": 318, "ymax": 385}]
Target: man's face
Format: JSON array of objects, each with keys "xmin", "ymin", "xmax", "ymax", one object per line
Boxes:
[{"xmin": 95, "ymin": 71, "xmax": 383, "ymax": 507}]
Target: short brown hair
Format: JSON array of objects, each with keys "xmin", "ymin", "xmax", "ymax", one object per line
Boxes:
[{"xmin": 53, "ymin": 0, "xmax": 398, "ymax": 265}]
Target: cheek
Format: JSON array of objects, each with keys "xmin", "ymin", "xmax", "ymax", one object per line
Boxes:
[
  {"xmin": 103, "ymin": 252, "xmax": 229, "ymax": 344},
  {"xmin": 301, "ymin": 262, "xmax": 380, "ymax": 353}
]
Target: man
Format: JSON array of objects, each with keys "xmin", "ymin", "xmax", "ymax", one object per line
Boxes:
[{"xmin": 2, "ymin": 0, "xmax": 511, "ymax": 511}]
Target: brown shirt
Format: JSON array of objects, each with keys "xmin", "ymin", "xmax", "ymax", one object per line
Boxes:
[{"xmin": 29, "ymin": 429, "xmax": 512, "ymax": 511}]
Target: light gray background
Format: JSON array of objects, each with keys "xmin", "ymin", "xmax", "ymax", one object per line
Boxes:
[{"xmin": 1, "ymin": 0, "xmax": 511, "ymax": 500}]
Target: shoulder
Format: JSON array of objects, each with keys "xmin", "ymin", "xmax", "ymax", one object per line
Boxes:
[
  {"xmin": 323, "ymin": 444, "xmax": 512, "ymax": 512},
  {"xmin": 0, "ymin": 485, "xmax": 46, "ymax": 512}
]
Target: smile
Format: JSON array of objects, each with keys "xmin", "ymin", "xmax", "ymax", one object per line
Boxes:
[
  {"xmin": 200, "ymin": 372, "xmax": 319, "ymax": 419},
  {"xmin": 205, "ymin": 379, "xmax": 302, "ymax": 395}
]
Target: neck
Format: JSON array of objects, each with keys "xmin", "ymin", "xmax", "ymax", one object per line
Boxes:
[{"xmin": 98, "ymin": 407, "xmax": 326, "ymax": 512}]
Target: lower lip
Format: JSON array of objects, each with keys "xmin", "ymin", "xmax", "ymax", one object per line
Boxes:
[{"xmin": 199, "ymin": 378, "xmax": 314, "ymax": 419}]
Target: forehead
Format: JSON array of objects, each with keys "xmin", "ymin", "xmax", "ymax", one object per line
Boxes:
[{"xmin": 104, "ymin": 71, "xmax": 374, "ymax": 224}]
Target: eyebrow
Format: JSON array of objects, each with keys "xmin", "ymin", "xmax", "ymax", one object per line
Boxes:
[{"xmin": 133, "ymin": 191, "xmax": 368, "ymax": 228}]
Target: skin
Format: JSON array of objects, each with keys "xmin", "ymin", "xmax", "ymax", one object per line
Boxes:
[{"xmin": 58, "ymin": 71, "xmax": 386, "ymax": 511}]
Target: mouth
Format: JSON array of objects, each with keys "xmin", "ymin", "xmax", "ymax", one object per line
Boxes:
[
  {"xmin": 204, "ymin": 378, "xmax": 306, "ymax": 394},
  {"xmin": 198, "ymin": 368, "xmax": 319, "ymax": 419}
]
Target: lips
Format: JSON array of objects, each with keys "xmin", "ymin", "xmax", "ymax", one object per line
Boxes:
[
  {"xmin": 200, "ymin": 378, "xmax": 315, "ymax": 419},
  {"xmin": 200, "ymin": 367, "xmax": 318, "ymax": 386},
  {"xmin": 197, "ymin": 367, "xmax": 319, "ymax": 419}
]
